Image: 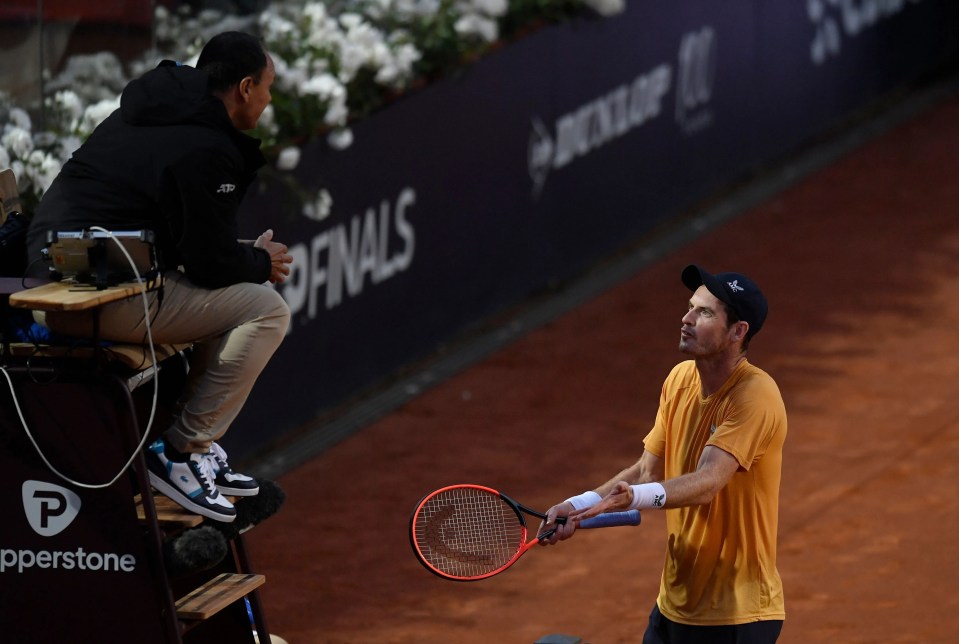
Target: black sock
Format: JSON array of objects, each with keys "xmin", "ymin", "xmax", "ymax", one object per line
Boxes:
[{"xmin": 162, "ymin": 440, "xmax": 190, "ymax": 463}]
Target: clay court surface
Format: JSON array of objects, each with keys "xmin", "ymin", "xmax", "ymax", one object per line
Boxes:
[{"xmin": 245, "ymin": 85, "xmax": 959, "ymax": 643}]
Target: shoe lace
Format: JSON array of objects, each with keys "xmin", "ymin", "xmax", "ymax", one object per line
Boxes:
[
  {"xmin": 195, "ymin": 454, "xmax": 219, "ymax": 495},
  {"xmin": 210, "ymin": 442, "xmax": 229, "ymax": 465},
  {"xmin": 208, "ymin": 442, "xmax": 231, "ymax": 476}
]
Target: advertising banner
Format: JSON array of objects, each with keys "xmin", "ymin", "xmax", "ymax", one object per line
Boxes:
[
  {"xmin": 0, "ymin": 371, "xmax": 174, "ymax": 641},
  {"xmin": 231, "ymin": 0, "xmax": 958, "ymax": 461}
]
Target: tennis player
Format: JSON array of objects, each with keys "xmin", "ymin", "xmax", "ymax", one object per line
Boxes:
[{"xmin": 543, "ymin": 264, "xmax": 787, "ymax": 643}]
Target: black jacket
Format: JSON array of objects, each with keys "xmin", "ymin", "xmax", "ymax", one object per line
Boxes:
[{"xmin": 26, "ymin": 60, "xmax": 271, "ymax": 288}]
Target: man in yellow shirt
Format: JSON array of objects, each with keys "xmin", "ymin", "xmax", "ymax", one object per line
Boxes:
[{"xmin": 543, "ymin": 264, "xmax": 787, "ymax": 643}]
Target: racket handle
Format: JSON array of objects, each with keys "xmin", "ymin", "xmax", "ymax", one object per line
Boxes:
[{"xmin": 577, "ymin": 509, "xmax": 641, "ymax": 528}]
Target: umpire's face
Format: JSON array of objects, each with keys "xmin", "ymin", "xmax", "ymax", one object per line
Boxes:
[
  {"xmin": 234, "ymin": 54, "xmax": 276, "ymax": 131},
  {"xmin": 679, "ymin": 285, "xmax": 744, "ymax": 357}
]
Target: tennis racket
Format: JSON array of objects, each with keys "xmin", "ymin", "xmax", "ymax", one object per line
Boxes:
[{"xmin": 409, "ymin": 483, "xmax": 641, "ymax": 581}]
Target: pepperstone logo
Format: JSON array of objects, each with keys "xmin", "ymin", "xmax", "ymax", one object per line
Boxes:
[
  {"xmin": 808, "ymin": 0, "xmax": 924, "ymax": 65},
  {"xmin": 3, "ymin": 480, "xmax": 139, "ymax": 574},
  {"xmin": 22, "ymin": 480, "xmax": 80, "ymax": 537}
]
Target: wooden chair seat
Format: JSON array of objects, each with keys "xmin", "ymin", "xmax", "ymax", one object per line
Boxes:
[
  {"xmin": 8, "ymin": 340, "xmax": 191, "ymax": 371},
  {"xmin": 7, "ymin": 279, "xmax": 190, "ymax": 374}
]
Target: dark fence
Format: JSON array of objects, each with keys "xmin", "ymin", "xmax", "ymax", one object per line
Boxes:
[{"xmin": 232, "ymin": 0, "xmax": 959, "ymax": 462}]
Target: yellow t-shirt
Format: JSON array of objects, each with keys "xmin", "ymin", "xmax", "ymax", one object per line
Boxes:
[{"xmin": 643, "ymin": 359, "xmax": 787, "ymax": 625}]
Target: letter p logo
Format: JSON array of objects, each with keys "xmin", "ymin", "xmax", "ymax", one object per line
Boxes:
[{"xmin": 22, "ymin": 481, "xmax": 81, "ymax": 537}]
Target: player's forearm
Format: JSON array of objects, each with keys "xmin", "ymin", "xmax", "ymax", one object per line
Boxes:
[
  {"xmin": 566, "ymin": 454, "xmax": 663, "ymax": 513},
  {"xmin": 660, "ymin": 472, "xmax": 720, "ymax": 507},
  {"xmin": 594, "ymin": 460, "xmax": 649, "ymax": 496}
]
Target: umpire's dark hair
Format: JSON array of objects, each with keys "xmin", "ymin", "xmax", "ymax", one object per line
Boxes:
[{"xmin": 196, "ymin": 31, "xmax": 267, "ymax": 94}]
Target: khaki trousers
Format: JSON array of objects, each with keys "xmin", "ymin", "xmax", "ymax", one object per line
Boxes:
[{"xmin": 40, "ymin": 270, "xmax": 291, "ymax": 453}]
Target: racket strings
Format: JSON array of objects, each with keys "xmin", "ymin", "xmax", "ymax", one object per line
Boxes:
[{"xmin": 413, "ymin": 487, "xmax": 525, "ymax": 578}]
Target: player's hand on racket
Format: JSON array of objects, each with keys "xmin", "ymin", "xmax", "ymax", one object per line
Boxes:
[
  {"xmin": 569, "ymin": 480, "xmax": 633, "ymax": 523},
  {"xmin": 537, "ymin": 501, "xmax": 579, "ymax": 545}
]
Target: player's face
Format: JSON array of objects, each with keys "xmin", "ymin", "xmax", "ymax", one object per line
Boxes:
[{"xmin": 679, "ymin": 285, "xmax": 736, "ymax": 357}]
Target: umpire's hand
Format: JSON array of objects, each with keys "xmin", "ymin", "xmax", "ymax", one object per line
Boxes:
[{"xmin": 255, "ymin": 228, "xmax": 293, "ymax": 284}]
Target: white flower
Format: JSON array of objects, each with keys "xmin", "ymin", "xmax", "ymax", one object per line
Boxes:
[
  {"xmin": 393, "ymin": 42, "xmax": 422, "ymax": 70},
  {"xmin": 454, "ymin": 14, "xmax": 499, "ymax": 43},
  {"xmin": 2, "ymin": 127, "xmax": 33, "ymax": 159},
  {"xmin": 9, "ymin": 159, "xmax": 25, "ymax": 185},
  {"xmin": 363, "ymin": 0, "xmax": 395, "ymax": 20},
  {"xmin": 276, "ymin": 57, "xmax": 309, "ymax": 92},
  {"xmin": 393, "ymin": 0, "xmax": 441, "ymax": 16},
  {"xmin": 23, "ymin": 151, "xmax": 62, "ymax": 193},
  {"xmin": 375, "ymin": 38, "xmax": 421, "ymax": 86},
  {"xmin": 336, "ymin": 18, "xmax": 391, "ymax": 83},
  {"xmin": 47, "ymin": 52, "xmax": 127, "ymax": 102},
  {"xmin": 48, "ymin": 90, "xmax": 86, "ymax": 133},
  {"xmin": 301, "ymin": 73, "xmax": 343, "ymax": 100},
  {"xmin": 1, "ymin": 0, "xmax": 622, "ymax": 211},
  {"xmin": 327, "ymin": 127, "xmax": 353, "ymax": 150},
  {"xmin": 8, "ymin": 107, "xmax": 32, "ymax": 131},
  {"xmin": 324, "ymin": 96, "xmax": 349, "ymax": 127},
  {"xmin": 459, "ymin": 0, "xmax": 508, "ymax": 18},
  {"xmin": 302, "ymin": 188, "xmax": 333, "ymax": 221},
  {"xmin": 301, "ymin": 2, "xmax": 329, "ymax": 25},
  {"xmin": 276, "ymin": 146, "xmax": 301, "ymax": 171},
  {"xmin": 375, "ymin": 62, "xmax": 404, "ymax": 86},
  {"xmin": 33, "ymin": 131, "xmax": 57, "ymax": 149},
  {"xmin": 78, "ymin": 97, "xmax": 120, "ymax": 137},
  {"xmin": 339, "ymin": 13, "xmax": 364, "ymax": 30},
  {"xmin": 260, "ymin": 14, "xmax": 297, "ymax": 41},
  {"xmin": 54, "ymin": 90, "xmax": 85, "ymax": 122},
  {"xmin": 59, "ymin": 136, "xmax": 82, "ymax": 158}
]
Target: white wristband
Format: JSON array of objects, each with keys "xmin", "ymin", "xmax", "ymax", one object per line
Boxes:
[
  {"xmin": 564, "ymin": 490, "xmax": 602, "ymax": 511},
  {"xmin": 629, "ymin": 483, "xmax": 667, "ymax": 510}
]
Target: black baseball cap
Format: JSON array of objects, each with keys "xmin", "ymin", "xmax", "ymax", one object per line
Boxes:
[{"xmin": 681, "ymin": 264, "xmax": 768, "ymax": 339}]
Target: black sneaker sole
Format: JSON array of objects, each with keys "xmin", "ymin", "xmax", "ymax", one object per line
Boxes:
[{"xmin": 148, "ymin": 471, "xmax": 237, "ymax": 523}]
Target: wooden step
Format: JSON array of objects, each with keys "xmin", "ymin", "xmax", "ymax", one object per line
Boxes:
[
  {"xmin": 135, "ymin": 493, "xmax": 204, "ymax": 529},
  {"xmin": 175, "ymin": 572, "xmax": 265, "ymax": 621},
  {"xmin": 135, "ymin": 493, "xmax": 239, "ymax": 530}
]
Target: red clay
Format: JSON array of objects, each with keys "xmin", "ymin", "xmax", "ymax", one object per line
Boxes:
[{"xmin": 246, "ymin": 90, "xmax": 959, "ymax": 643}]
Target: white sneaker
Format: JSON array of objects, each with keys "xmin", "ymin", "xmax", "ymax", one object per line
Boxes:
[
  {"xmin": 145, "ymin": 439, "xmax": 236, "ymax": 522},
  {"xmin": 208, "ymin": 442, "xmax": 259, "ymax": 497}
]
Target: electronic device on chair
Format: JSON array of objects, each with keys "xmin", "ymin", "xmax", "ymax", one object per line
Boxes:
[{"xmin": 42, "ymin": 229, "xmax": 158, "ymax": 290}]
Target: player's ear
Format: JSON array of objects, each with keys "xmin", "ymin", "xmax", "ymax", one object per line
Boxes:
[{"xmin": 732, "ymin": 321, "xmax": 749, "ymax": 342}]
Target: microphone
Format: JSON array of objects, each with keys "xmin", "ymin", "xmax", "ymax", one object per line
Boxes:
[{"xmin": 162, "ymin": 479, "xmax": 285, "ymax": 578}]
